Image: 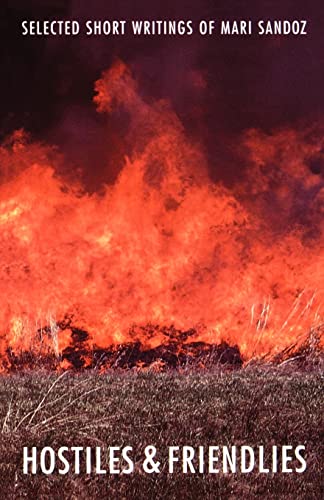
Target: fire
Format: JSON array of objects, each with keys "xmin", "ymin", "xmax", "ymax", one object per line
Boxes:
[{"xmin": 0, "ymin": 60, "xmax": 323, "ymax": 370}]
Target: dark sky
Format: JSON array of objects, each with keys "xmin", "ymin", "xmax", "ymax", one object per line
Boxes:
[{"xmin": 1, "ymin": 0, "xmax": 323, "ymax": 186}]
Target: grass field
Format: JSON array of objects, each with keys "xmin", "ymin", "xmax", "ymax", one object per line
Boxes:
[{"xmin": 0, "ymin": 366, "xmax": 322, "ymax": 499}]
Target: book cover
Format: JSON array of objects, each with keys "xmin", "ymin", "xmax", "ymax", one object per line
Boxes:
[{"xmin": 0, "ymin": 1, "xmax": 322, "ymax": 498}]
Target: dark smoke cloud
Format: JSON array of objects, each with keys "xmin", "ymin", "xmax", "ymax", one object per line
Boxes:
[{"xmin": 1, "ymin": 0, "xmax": 324, "ymax": 188}]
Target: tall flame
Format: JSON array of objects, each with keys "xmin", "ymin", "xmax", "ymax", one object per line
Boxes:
[{"xmin": 0, "ymin": 61, "xmax": 323, "ymax": 368}]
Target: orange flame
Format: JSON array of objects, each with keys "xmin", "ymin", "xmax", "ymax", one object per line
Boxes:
[{"xmin": 0, "ymin": 60, "xmax": 323, "ymax": 369}]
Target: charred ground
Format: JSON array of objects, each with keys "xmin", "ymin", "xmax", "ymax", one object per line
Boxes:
[{"xmin": 5, "ymin": 323, "xmax": 243, "ymax": 372}]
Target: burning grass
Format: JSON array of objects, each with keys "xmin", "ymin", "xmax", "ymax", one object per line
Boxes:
[
  {"xmin": 3, "ymin": 323, "xmax": 322, "ymax": 373},
  {"xmin": 1, "ymin": 62, "xmax": 324, "ymax": 364},
  {"xmin": 0, "ymin": 366, "xmax": 322, "ymax": 498},
  {"xmin": 5, "ymin": 323, "xmax": 243, "ymax": 372}
]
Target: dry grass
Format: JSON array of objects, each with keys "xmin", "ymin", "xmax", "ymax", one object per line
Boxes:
[{"xmin": 0, "ymin": 366, "xmax": 322, "ymax": 499}]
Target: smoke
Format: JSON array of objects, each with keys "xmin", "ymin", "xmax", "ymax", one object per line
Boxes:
[{"xmin": 1, "ymin": 0, "xmax": 324, "ymax": 190}]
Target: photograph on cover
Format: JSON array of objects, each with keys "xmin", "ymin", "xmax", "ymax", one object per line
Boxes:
[{"xmin": 0, "ymin": 1, "xmax": 323, "ymax": 498}]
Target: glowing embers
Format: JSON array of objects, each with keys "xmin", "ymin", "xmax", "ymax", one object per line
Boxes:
[{"xmin": 5, "ymin": 323, "xmax": 242, "ymax": 372}]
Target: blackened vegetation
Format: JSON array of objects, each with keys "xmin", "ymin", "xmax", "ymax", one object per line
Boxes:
[
  {"xmin": 5, "ymin": 321, "xmax": 242, "ymax": 372},
  {"xmin": 4, "ymin": 320, "xmax": 323, "ymax": 373},
  {"xmin": 86, "ymin": 340, "xmax": 242, "ymax": 371}
]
